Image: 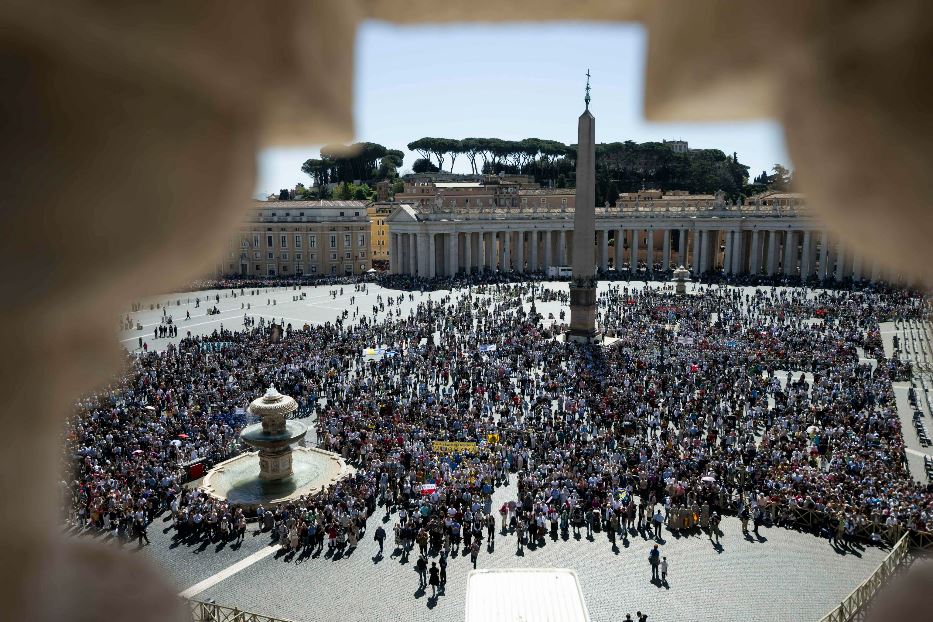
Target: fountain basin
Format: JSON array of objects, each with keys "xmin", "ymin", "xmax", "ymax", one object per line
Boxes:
[
  {"xmin": 200, "ymin": 446, "xmax": 354, "ymax": 511},
  {"xmin": 239, "ymin": 419, "xmax": 308, "ymax": 449}
]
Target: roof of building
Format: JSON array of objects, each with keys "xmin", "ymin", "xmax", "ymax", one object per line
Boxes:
[
  {"xmin": 434, "ymin": 182, "xmax": 483, "ymax": 188},
  {"xmin": 518, "ymin": 188, "xmax": 575, "ymax": 195},
  {"xmin": 255, "ymin": 200, "xmax": 369, "ymax": 208}
]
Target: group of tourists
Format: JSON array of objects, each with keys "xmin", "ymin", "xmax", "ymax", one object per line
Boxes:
[{"xmin": 66, "ymin": 274, "xmax": 931, "ymax": 592}]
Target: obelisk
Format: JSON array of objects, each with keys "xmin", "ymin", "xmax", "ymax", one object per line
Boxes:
[{"xmin": 569, "ymin": 70, "xmax": 597, "ymax": 342}]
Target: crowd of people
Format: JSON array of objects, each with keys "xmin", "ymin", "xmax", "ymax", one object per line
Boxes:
[{"xmin": 65, "ymin": 275, "xmax": 932, "ymax": 591}]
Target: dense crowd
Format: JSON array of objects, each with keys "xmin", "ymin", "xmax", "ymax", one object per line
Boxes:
[{"xmin": 64, "ymin": 277, "xmax": 932, "ymax": 577}]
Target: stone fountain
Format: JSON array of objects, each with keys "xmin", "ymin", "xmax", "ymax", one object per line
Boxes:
[
  {"xmin": 241, "ymin": 385, "xmax": 306, "ymax": 480},
  {"xmin": 200, "ymin": 386, "xmax": 353, "ymax": 509},
  {"xmin": 672, "ymin": 265, "xmax": 691, "ymax": 295}
]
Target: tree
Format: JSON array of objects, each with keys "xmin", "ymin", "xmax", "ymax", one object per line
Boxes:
[
  {"xmin": 412, "ymin": 158, "xmax": 439, "ymax": 173},
  {"xmin": 461, "ymin": 138, "xmax": 484, "ymax": 174}
]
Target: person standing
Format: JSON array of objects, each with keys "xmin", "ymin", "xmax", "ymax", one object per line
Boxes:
[
  {"xmin": 374, "ymin": 525, "xmax": 386, "ymax": 554},
  {"xmin": 660, "ymin": 556, "xmax": 669, "ymax": 584},
  {"xmin": 439, "ymin": 549, "xmax": 448, "ymax": 585},
  {"xmin": 429, "ymin": 562, "xmax": 440, "ymax": 597},
  {"xmin": 648, "ymin": 544, "xmax": 660, "ymax": 581},
  {"xmin": 470, "ymin": 539, "xmax": 480, "ymax": 569},
  {"xmin": 416, "ymin": 554, "xmax": 427, "ymax": 588},
  {"xmin": 653, "ymin": 508, "xmax": 664, "ymax": 539}
]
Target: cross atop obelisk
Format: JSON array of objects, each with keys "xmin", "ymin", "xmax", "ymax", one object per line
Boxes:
[{"xmin": 584, "ymin": 69, "xmax": 591, "ymax": 110}]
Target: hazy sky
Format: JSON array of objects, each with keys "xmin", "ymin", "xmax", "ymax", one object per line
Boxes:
[{"xmin": 256, "ymin": 21, "xmax": 790, "ymax": 197}]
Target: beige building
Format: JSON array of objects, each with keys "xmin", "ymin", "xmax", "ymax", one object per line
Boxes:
[
  {"xmin": 215, "ymin": 200, "xmax": 371, "ymax": 277},
  {"xmin": 368, "ymin": 202, "xmax": 394, "ymax": 266},
  {"xmin": 395, "ymin": 175, "xmax": 573, "ymax": 213}
]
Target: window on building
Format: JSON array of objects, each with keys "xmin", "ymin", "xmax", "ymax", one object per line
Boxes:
[
  {"xmin": 339, "ymin": 211, "xmax": 344, "ymax": 217},
  {"xmin": 561, "ymin": 197, "xmax": 567, "ymax": 206},
  {"xmin": 241, "ymin": 239, "xmax": 248, "ymax": 248},
  {"xmin": 331, "ymin": 252, "xmax": 337, "ymax": 261},
  {"xmin": 280, "ymin": 235, "xmax": 287, "ymax": 248},
  {"xmin": 309, "ymin": 235, "xmax": 316, "ymax": 248},
  {"xmin": 255, "ymin": 264, "xmax": 260, "ymax": 271},
  {"xmin": 267, "ymin": 252, "xmax": 273, "ymax": 259},
  {"xmin": 253, "ymin": 251, "xmax": 260, "ymax": 259},
  {"xmin": 330, "ymin": 235, "xmax": 336, "ymax": 249},
  {"xmin": 310, "ymin": 265, "xmax": 317, "ymax": 273},
  {"xmin": 267, "ymin": 235, "xmax": 273, "ymax": 247},
  {"xmin": 358, "ymin": 233, "xmax": 365, "ymax": 247},
  {"xmin": 540, "ymin": 197, "xmax": 546, "ymax": 205},
  {"xmin": 280, "ymin": 252, "xmax": 288, "ymax": 260},
  {"xmin": 295, "ymin": 235, "xmax": 301, "ymax": 248},
  {"xmin": 344, "ymin": 233, "xmax": 351, "ymax": 247},
  {"xmin": 253, "ymin": 234, "xmax": 260, "ymax": 248},
  {"xmin": 344, "ymin": 251, "xmax": 351, "ymax": 259},
  {"xmin": 295, "ymin": 253, "xmax": 302, "ymax": 261},
  {"xmin": 521, "ymin": 198, "xmax": 528, "ymax": 205},
  {"xmin": 359, "ymin": 251, "xmax": 366, "ymax": 259},
  {"xmin": 360, "ymin": 264, "xmax": 366, "ymax": 272}
]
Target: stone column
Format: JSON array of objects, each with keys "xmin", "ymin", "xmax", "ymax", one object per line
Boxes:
[
  {"xmin": 464, "ymin": 232, "xmax": 473, "ymax": 274},
  {"xmin": 485, "ymin": 232, "xmax": 494, "ymax": 270},
  {"xmin": 766, "ymin": 230, "xmax": 777, "ymax": 276},
  {"xmin": 448, "ymin": 230, "xmax": 459, "ymax": 276},
  {"xmin": 699, "ymin": 230, "xmax": 710, "ymax": 273},
  {"xmin": 631, "ymin": 228, "xmax": 640, "ymax": 271},
  {"xmin": 749, "ymin": 230, "xmax": 760, "ymax": 275},
  {"xmin": 800, "ymin": 230, "xmax": 812, "ymax": 278},
  {"xmin": 852, "ymin": 252, "xmax": 863, "ymax": 281},
  {"xmin": 662, "ymin": 229, "xmax": 671, "ymax": 271},
  {"xmin": 835, "ymin": 241, "xmax": 846, "ymax": 281},
  {"xmin": 615, "ymin": 229, "xmax": 624, "ymax": 270},
  {"xmin": 691, "ymin": 230, "xmax": 701, "ymax": 275},
  {"xmin": 818, "ymin": 231, "xmax": 829, "ymax": 280},
  {"xmin": 731, "ymin": 230, "xmax": 744, "ymax": 274},
  {"xmin": 782, "ymin": 230, "xmax": 795, "ymax": 275},
  {"xmin": 515, "ymin": 231, "xmax": 524, "ymax": 273},
  {"xmin": 678, "ymin": 228, "xmax": 687, "ymax": 266},
  {"xmin": 388, "ymin": 233, "xmax": 397, "ymax": 274},
  {"xmin": 599, "ymin": 229, "xmax": 609, "ymax": 272},
  {"xmin": 646, "ymin": 228, "xmax": 655, "ymax": 273},
  {"xmin": 543, "ymin": 230, "xmax": 552, "ymax": 271},
  {"xmin": 723, "ymin": 230, "xmax": 733, "ymax": 275},
  {"xmin": 557, "ymin": 229, "xmax": 566, "ymax": 265},
  {"xmin": 529, "ymin": 231, "xmax": 538, "ymax": 272},
  {"xmin": 502, "ymin": 230, "xmax": 511, "ymax": 271},
  {"xmin": 428, "ymin": 232, "xmax": 436, "ymax": 278}
]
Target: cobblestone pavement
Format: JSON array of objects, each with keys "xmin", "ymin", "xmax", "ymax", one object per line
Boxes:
[
  {"xmin": 116, "ymin": 282, "xmax": 891, "ymax": 620},
  {"xmin": 131, "ymin": 480, "xmax": 886, "ymax": 622}
]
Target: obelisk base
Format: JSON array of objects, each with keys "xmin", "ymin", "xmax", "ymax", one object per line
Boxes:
[{"xmin": 568, "ymin": 286, "xmax": 597, "ymax": 342}]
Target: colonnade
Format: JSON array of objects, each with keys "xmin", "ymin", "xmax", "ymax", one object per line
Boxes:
[{"xmin": 389, "ymin": 223, "xmax": 883, "ymax": 282}]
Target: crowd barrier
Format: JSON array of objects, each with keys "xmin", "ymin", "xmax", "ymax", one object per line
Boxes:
[{"xmin": 187, "ymin": 598, "xmax": 294, "ymax": 622}]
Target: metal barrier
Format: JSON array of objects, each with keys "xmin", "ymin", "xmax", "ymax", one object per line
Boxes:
[
  {"xmin": 817, "ymin": 534, "xmax": 911, "ymax": 622},
  {"xmin": 187, "ymin": 598, "xmax": 294, "ymax": 622}
]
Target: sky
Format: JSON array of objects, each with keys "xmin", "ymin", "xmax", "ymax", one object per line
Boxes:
[{"xmin": 256, "ymin": 21, "xmax": 790, "ymax": 197}]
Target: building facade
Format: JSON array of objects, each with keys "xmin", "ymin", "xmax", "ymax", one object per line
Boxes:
[
  {"xmin": 395, "ymin": 176, "xmax": 573, "ymax": 213},
  {"xmin": 368, "ymin": 202, "xmax": 394, "ymax": 266},
  {"xmin": 386, "ymin": 190, "xmax": 885, "ymax": 282},
  {"xmin": 215, "ymin": 200, "xmax": 371, "ymax": 277}
]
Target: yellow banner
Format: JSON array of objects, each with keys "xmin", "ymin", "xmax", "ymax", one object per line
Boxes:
[
  {"xmin": 487, "ymin": 433, "xmax": 500, "ymax": 444},
  {"xmin": 432, "ymin": 440, "xmax": 478, "ymax": 453}
]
